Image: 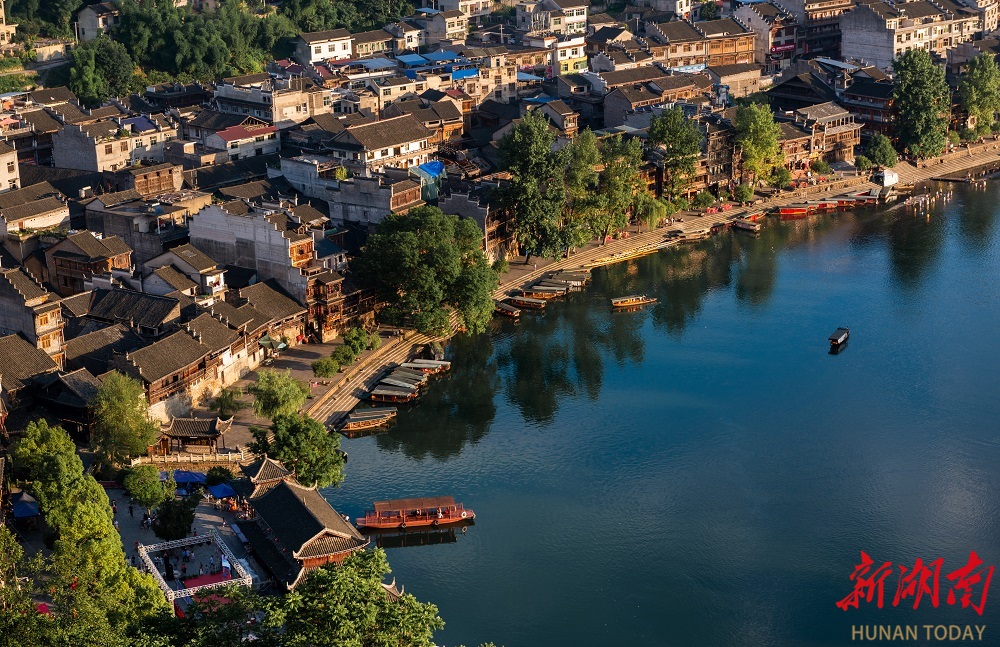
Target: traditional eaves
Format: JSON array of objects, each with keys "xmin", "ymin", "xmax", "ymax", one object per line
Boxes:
[
  {"xmin": 0, "ymin": 333, "xmax": 59, "ymax": 391},
  {"xmin": 161, "ymin": 417, "xmax": 232, "ymax": 438},
  {"xmin": 59, "ymin": 231, "xmax": 132, "ymax": 262},
  {"xmin": 186, "ymin": 313, "xmax": 239, "ymax": 354},
  {"xmin": 64, "ymin": 323, "xmax": 143, "ymax": 375},
  {"xmin": 125, "ymin": 330, "xmax": 209, "ymax": 383},
  {"xmin": 334, "ymin": 115, "xmax": 433, "ymax": 151},
  {"xmin": 0, "ymin": 267, "xmax": 49, "ymax": 303},
  {"xmin": 87, "ymin": 289, "xmax": 181, "ymax": 329},
  {"xmin": 186, "ymin": 109, "xmax": 261, "ymax": 132},
  {"xmin": 238, "ymin": 281, "xmax": 306, "ymax": 321},
  {"xmin": 151, "ymin": 265, "xmax": 197, "ymax": 292},
  {"xmin": 28, "ymin": 86, "xmax": 78, "ymax": 106}
]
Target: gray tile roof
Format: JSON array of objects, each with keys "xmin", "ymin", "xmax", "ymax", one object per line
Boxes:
[
  {"xmin": 0, "ymin": 333, "xmax": 59, "ymax": 391},
  {"xmin": 58, "ymin": 231, "xmax": 132, "ymax": 262},
  {"xmin": 87, "ymin": 289, "xmax": 181, "ymax": 330},
  {"xmin": 151, "ymin": 265, "xmax": 197, "ymax": 292},
  {"xmin": 64, "ymin": 323, "xmax": 143, "ymax": 375},
  {"xmin": 125, "ymin": 330, "xmax": 208, "ymax": 383},
  {"xmin": 0, "ymin": 182, "xmax": 64, "ymax": 211},
  {"xmin": 186, "ymin": 313, "xmax": 239, "ymax": 353},
  {"xmin": 161, "ymin": 416, "xmax": 232, "ymax": 438},
  {"xmin": 0, "ymin": 267, "xmax": 49, "ymax": 303},
  {"xmin": 334, "ymin": 115, "xmax": 433, "ymax": 151},
  {"xmin": 237, "ymin": 280, "xmax": 306, "ymax": 321},
  {"xmin": 168, "ymin": 244, "xmax": 218, "ymax": 273},
  {"xmin": 300, "ymin": 29, "xmax": 352, "ymax": 43}
]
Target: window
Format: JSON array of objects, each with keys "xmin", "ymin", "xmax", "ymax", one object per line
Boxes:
[
  {"xmin": 105, "ymin": 144, "xmax": 113, "ymax": 155},
  {"xmin": 120, "ymin": 141, "xmax": 128, "ymax": 152},
  {"xmin": 230, "ymin": 142, "xmax": 239, "ymax": 149},
  {"xmin": 6, "ymin": 161, "xmax": 14, "ymax": 173},
  {"xmin": 315, "ymin": 46, "xmax": 322, "ymax": 54},
  {"xmin": 380, "ymin": 148, "xmax": 389, "ymax": 156},
  {"xmin": 150, "ymin": 136, "xmax": 157, "ymax": 145},
  {"xmin": 328, "ymin": 44, "xmax": 336, "ymax": 52},
  {"xmin": 383, "ymin": 88, "xmax": 392, "ymax": 96}
]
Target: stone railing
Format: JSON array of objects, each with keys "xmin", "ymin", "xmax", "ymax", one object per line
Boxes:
[{"xmin": 131, "ymin": 451, "xmax": 247, "ymax": 467}]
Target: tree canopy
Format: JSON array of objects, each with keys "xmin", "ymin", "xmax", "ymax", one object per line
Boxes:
[
  {"xmin": 647, "ymin": 106, "xmax": 703, "ymax": 199},
  {"xmin": 893, "ymin": 49, "xmax": 950, "ymax": 158},
  {"xmin": 250, "ymin": 369, "xmax": 309, "ymax": 420},
  {"xmin": 959, "ymin": 53, "xmax": 1000, "ymax": 130},
  {"xmin": 589, "ymin": 135, "xmax": 645, "ymax": 243},
  {"xmin": 354, "ymin": 206, "xmax": 499, "ymax": 335},
  {"xmin": 69, "ymin": 36, "xmax": 135, "ymax": 107},
  {"xmin": 124, "ymin": 465, "xmax": 171, "ymax": 512},
  {"xmin": 90, "ymin": 371, "xmax": 160, "ymax": 467},
  {"xmin": 250, "ymin": 413, "xmax": 345, "ymax": 488},
  {"xmin": 865, "ymin": 134, "xmax": 898, "ymax": 168},
  {"xmin": 734, "ymin": 103, "xmax": 782, "ymax": 185}
]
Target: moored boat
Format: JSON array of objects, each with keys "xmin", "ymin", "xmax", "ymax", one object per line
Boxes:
[
  {"xmin": 732, "ymin": 218, "xmax": 762, "ymax": 232},
  {"xmin": 495, "ymin": 301, "xmax": 521, "ymax": 318},
  {"xmin": 357, "ymin": 496, "xmax": 476, "ymax": 530},
  {"xmin": 369, "ymin": 386, "xmax": 418, "ymax": 403},
  {"xmin": 338, "ymin": 407, "xmax": 398, "ymax": 433},
  {"xmin": 508, "ymin": 296, "xmax": 546, "ymax": 309},
  {"xmin": 611, "ymin": 294, "xmax": 657, "ymax": 307}
]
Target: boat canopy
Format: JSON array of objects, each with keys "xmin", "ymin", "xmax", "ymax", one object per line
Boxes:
[{"xmin": 374, "ymin": 496, "xmax": 457, "ymax": 513}]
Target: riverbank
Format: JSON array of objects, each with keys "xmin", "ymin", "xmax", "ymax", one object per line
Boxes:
[{"xmin": 311, "ymin": 142, "xmax": 1000, "ymax": 427}]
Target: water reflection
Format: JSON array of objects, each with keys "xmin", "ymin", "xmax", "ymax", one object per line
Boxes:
[
  {"xmin": 374, "ymin": 333, "xmax": 499, "ymax": 460},
  {"xmin": 365, "ymin": 527, "xmax": 463, "ymax": 549},
  {"xmin": 956, "ymin": 184, "xmax": 999, "ymax": 254}
]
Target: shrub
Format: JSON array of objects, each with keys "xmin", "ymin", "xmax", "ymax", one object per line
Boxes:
[
  {"xmin": 809, "ymin": 159, "xmax": 831, "ymax": 174},
  {"xmin": 948, "ymin": 131, "xmax": 962, "ymax": 145},
  {"xmin": 960, "ymin": 127, "xmax": 977, "ymax": 142},
  {"xmin": 692, "ymin": 191, "xmax": 715, "ymax": 208},
  {"xmin": 367, "ymin": 330, "xmax": 382, "ymax": 351},
  {"xmin": 492, "ymin": 256, "xmax": 509, "ymax": 275},
  {"xmin": 734, "ymin": 184, "xmax": 754, "ymax": 203},
  {"xmin": 331, "ymin": 345, "xmax": 357, "ymax": 367},
  {"xmin": 975, "ymin": 123, "xmax": 992, "ymax": 137},
  {"xmin": 771, "ymin": 166, "xmax": 793, "ymax": 189},
  {"xmin": 673, "ymin": 196, "xmax": 690, "ymax": 211},
  {"xmin": 312, "ymin": 357, "xmax": 339, "ymax": 378},
  {"xmin": 717, "ymin": 189, "xmax": 730, "ymax": 202},
  {"xmin": 992, "ymin": 122, "xmax": 1000, "ymax": 133},
  {"xmin": 343, "ymin": 328, "xmax": 370, "ymax": 355},
  {"xmin": 854, "ymin": 155, "xmax": 873, "ymax": 173}
]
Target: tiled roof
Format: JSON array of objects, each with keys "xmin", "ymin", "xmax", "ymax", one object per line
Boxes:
[
  {"xmin": 28, "ymin": 86, "xmax": 77, "ymax": 106},
  {"xmin": 205, "ymin": 299, "xmax": 270, "ymax": 333},
  {"xmin": 218, "ymin": 179, "xmax": 290, "ymax": 201},
  {"xmin": 238, "ymin": 280, "xmax": 306, "ymax": 321},
  {"xmin": 352, "ymin": 29, "xmax": 394, "ymax": 44},
  {"xmin": 300, "ymin": 29, "xmax": 352, "ymax": 43},
  {"xmin": 698, "ymin": 18, "xmax": 749, "ymax": 37},
  {"xmin": 186, "ymin": 109, "xmax": 257, "ymax": 132},
  {"xmin": 599, "ymin": 66, "xmax": 670, "ymax": 87},
  {"xmin": 186, "ymin": 313, "xmax": 239, "ymax": 353},
  {"xmin": 548, "ymin": 0, "xmax": 589, "ymax": 8},
  {"xmin": 0, "ymin": 182, "xmax": 63, "ymax": 211},
  {"xmin": 334, "ymin": 115, "xmax": 433, "ymax": 151},
  {"xmin": 214, "ymin": 124, "xmax": 277, "ymax": 143},
  {"xmin": 545, "ymin": 99, "xmax": 575, "ymax": 116},
  {"xmin": 797, "ymin": 101, "xmax": 850, "ymax": 121},
  {"xmin": 151, "ymin": 265, "xmax": 197, "ymax": 292},
  {"xmin": 0, "ymin": 333, "xmax": 58, "ymax": 391},
  {"xmin": 60, "ymin": 290, "xmax": 96, "ymax": 317},
  {"xmin": 237, "ymin": 519, "xmax": 301, "ymax": 588},
  {"xmin": 64, "ymin": 323, "xmax": 143, "ymax": 375},
  {"xmin": 653, "ymin": 20, "xmax": 703, "ymax": 43},
  {"xmin": 0, "ymin": 267, "xmax": 49, "ymax": 303},
  {"xmin": 249, "ymin": 480, "xmax": 366, "ymax": 559},
  {"xmin": 93, "ymin": 188, "xmax": 143, "ymax": 208},
  {"xmin": 88, "ymin": 289, "xmax": 180, "ymax": 329},
  {"xmin": 289, "ymin": 203, "xmax": 326, "ymax": 224},
  {"xmin": 168, "ymin": 244, "xmax": 218, "ymax": 273},
  {"xmin": 222, "ymin": 72, "xmax": 271, "ymax": 86},
  {"xmin": 242, "ymin": 456, "xmax": 292, "ymax": 483},
  {"xmin": 1, "ymin": 196, "xmax": 67, "ymax": 222},
  {"xmin": 161, "ymin": 417, "xmax": 232, "ymax": 438},
  {"xmin": 707, "ymin": 63, "xmax": 761, "ymax": 78},
  {"xmin": 58, "ymin": 231, "xmax": 132, "ymax": 261},
  {"xmin": 125, "ymin": 330, "xmax": 208, "ymax": 383},
  {"xmin": 19, "ymin": 108, "xmax": 61, "ymax": 134},
  {"xmin": 56, "ymin": 368, "xmax": 102, "ymax": 404}
]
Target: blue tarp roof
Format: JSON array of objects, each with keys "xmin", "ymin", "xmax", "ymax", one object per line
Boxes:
[
  {"xmin": 123, "ymin": 116, "xmax": 157, "ymax": 133},
  {"xmin": 451, "ymin": 68, "xmax": 479, "ymax": 80},
  {"xmin": 168, "ymin": 470, "xmax": 207, "ymax": 484},
  {"xmin": 11, "ymin": 491, "xmax": 39, "ymax": 518},
  {"xmin": 517, "ymin": 72, "xmax": 543, "ymax": 81},
  {"xmin": 360, "ymin": 57, "xmax": 397, "ymax": 70},
  {"xmin": 397, "ymin": 54, "xmax": 428, "ymax": 65},
  {"xmin": 425, "ymin": 50, "xmax": 462, "ymax": 62},
  {"xmin": 525, "ymin": 95, "xmax": 557, "ymax": 103},
  {"xmin": 208, "ymin": 483, "xmax": 238, "ymax": 499},
  {"xmin": 418, "ymin": 161, "xmax": 446, "ymax": 178}
]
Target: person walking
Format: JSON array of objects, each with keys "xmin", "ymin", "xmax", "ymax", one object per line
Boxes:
[{"xmin": 128, "ymin": 503, "xmax": 134, "ymax": 518}]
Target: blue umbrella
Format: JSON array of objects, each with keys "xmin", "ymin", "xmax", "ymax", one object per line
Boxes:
[{"xmin": 208, "ymin": 483, "xmax": 237, "ymax": 499}]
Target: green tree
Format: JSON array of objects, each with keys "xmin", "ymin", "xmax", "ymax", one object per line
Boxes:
[
  {"xmin": 330, "ymin": 345, "xmax": 356, "ymax": 367},
  {"xmin": 90, "ymin": 371, "xmax": 159, "ymax": 467},
  {"xmin": 562, "ymin": 128, "xmax": 600, "ymax": 251},
  {"xmin": 166, "ymin": 584, "xmax": 282, "ymax": 647},
  {"xmin": 810, "ymin": 159, "xmax": 831, "ymax": 174},
  {"xmin": 0, "ymin": 526, "xmax": 46, "ymax": 643},
  {"xmin": 893, "ymin": 48, "xmax": 950, "ymax": 158},
  {"xmin": 635, "ymin": 193, "xmax": 666, "ymax": 232},
  {"xmin": 250, "ymin": 369, "xmax": 309, "ymax": 419},
  {"xmin": 865, "ymin": 133, "xmax": 899, "ymax": 168},
  {"xmin": 206, "ymin": 466, "xmax": 235, "ymax": 486},
  {"xmin": 589, "ymin": 135, "xmax": 645, "ymax": 243},
  {"xmin": 734, "ymin": 184, "xmax": 755, "ymax": 203},
  {"xmin": 693, "ymin": 191, "xmax": 716, "ymax": 208},
  {"xmin": 354, "ymin": 206, "xmax": 499, "ymax": 336},
  {"xmin": 498, "ymin": 110, "xmax": 568, "ymax": 262},
  {"xmin": 153, "ymin": 496, "xmax": 199, "ymax": 541},
  {"xmin": 69, "ymin": 36, "xmax": 135, "ymax": 107},
  {"xmin": 700, "ymin": 0, "xmax": 720, "ymax": 19},
  {"xmin": 124, "ymin": 465, "xmax": 170, "ymax": 513},
  {"xmin": 772, "ymin": 166, "xmax": 793, "ymax": 188},
  {"xmin": 647, "ymin": 106, "xmax": 703, "ymax": 200},
  {"xmin": 734, "ymin": 103, "xmax": 782, "ymax": 185},
  {"xmin": 959, "ymin": 53, "xmax": 1000, "ymax": 129},
  {"xmin": 210, "ymin": 387, "xmax": 245, "ymax": 420},
  {"xmin": 343, "ymin": 327, "xmax": 370, "ymax": 355},
  {"xmin": 854, "ymin": 155, "xmax": 873, "ymax": 173},
  {"xmin": 275, "ymin": 549, "xmax": 444, "ymax": 647},
  {"xmin": 312, "ymin": 357, "xmax": 340, "ymax": 378},
  {"xmin": 250, "ymin": 414, "xmax": 345, "ymax": 488}
]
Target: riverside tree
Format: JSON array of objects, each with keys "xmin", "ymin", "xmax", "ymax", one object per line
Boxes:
[
  {"xmin": 959, "ymin": 53, "xmax": 1000, "ymax": 131},
  {"xmin": 68, "ymin": 36, "xmax": 135, "ymax": 107},
  {"xmin": 590, "ymin": 135, "xmax": 646, "ymax": 243},
  {"xmin": 647, "ymin": 106, "xmax": 703, "ymax": 199},
  {"xmin": 250, "ymin": 413, "xmax": 345, "ymax": 488},
  {"xmin": 498, "ymin": 110, "xmax": 568, "ymax": 262},
  {"xmin": 893, "ymin": 49, "xmax": 950, "ymax": 158},
  {"xmin": 734, "ymin": 103, "xmax": 782, "ymax": 186},
  {"xmin": 250, "ymin": 369, "xmax": 309, "ymax": 419},
  {"xmin": 865, "ymin": 134, "xmax": 898, "ymax": 168},
  {"xmin": 563, "ymin": 128, "xmax": 601, "ymax": 250},
  {"xmin": 209, "ymin": 387, "xmax": 245, "ymax": 420},
  {"xmin": 90, "ymin": 371, "xmax": 159, "ymax": 468},
  {"xmin": 354, "ymin": 205, "xmax": 499, "ymax": 335}
]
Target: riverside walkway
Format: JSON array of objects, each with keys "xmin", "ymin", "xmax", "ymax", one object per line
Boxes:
[{"xmin": 309, "ymin": 141, "xmax": 1000, "ymax": 428}]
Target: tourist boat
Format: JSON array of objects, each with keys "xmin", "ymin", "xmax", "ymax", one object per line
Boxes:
[
  {"xmin": 611, "ymin": 294, "xmax": 657, "ymax": 308},
  {"xmin": 409, "ymin": 358, "xmax": 451, "ymax": 370},
  {"xmin": 338, "ymin": 408, "xmax": 397, "ymax": 433},
  {"xmin": 732, "ymin": 219, "xmax": 762, "ymax": 233},
  {"xmin": 520, "ymin": 285, "xmax": 567, "ymax": 298},
  {"xmin": 508, "ymin": 296, "xmax": 546, "ymax": 310},
  {"xmin": 778, "ymin": 205, "xmax": 810, "ymax": 218},
  {"xmin": 807, "ymin": 200, "xmax": 839, "ymax": 212},
  {"xmin": 369, "ymin": 386, "xmax": 418, "ymax": 403},
  {"xmin": 495, "ymin": 301, "xmax": 521, "ymax": 318},
  {"xmin": 400, "ymin": 361, "xmax": 444, "ymax": 374},
  {"xmin": 829, "ymin": 327, "xmax": 850, "ymax": 347},
  {"xmin": 710, "ymin": 222, "xmax": 730, "ymax": 234},
  {"xmin": 357, "ymin": 496, "xmax": 476, "ymax": 530},
  {"xmin": 743, "ymin": 210, "xmax": 766, "ymax": 222},
  {"xmin": 678, "ymin": 228, "xmax": 711, "ymax": 242}
]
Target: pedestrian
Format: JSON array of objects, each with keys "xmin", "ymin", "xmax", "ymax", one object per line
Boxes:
[
  {"xmin": 181, "ymin": 563, "xmax": 187, "ymax": 577},
  {"xmin": 209, "ymin": 556, "xmax": 214, "ymax": 573},
  {"xmin": 128, "ymin": 503, "xmax": 133, "ymax": 518},
  {"xmin": 113, "ymin": 518, "xmax": 119, "ymax": 531},
  {"xmin": 112, "ymin": 501, "xmax": 117, "ymax": 516},
  {"xmin": 199, "ymin": 563, "xmax": 204, "ymax": 576}
]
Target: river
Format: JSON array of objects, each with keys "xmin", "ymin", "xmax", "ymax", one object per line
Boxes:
[{"xmin": 324, "ymin": 183, "xmax": 1000, "ymax": 646}]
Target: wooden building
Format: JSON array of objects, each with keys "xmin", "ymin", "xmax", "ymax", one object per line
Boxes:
[{"xmin": 155, "ymin": 416, "xmax": 233, "ymax": 455}]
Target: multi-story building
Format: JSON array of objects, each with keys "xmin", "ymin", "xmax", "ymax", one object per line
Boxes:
[
  {"xmin": 327, "ymin": 173, "xmax": 425, "ymax": 227},
  {"xmin": 777, "ymin": 0, "xmax": 854, "ymax": 58},
  {"xmin": 698, "ymin": 18, "xmax": 756, "ymax": 67},
  {"xmin": 0, "ymin": 0, "xmax": 17, "ymax": 49},
  {"xmin": 326, "ymin": 115, "xmax": 433, "ymax": 175},
  {"xmin": 413, "ymin": 9, "xmax": 469, "ymax": 46},
  {"xmin": 76, "ymin": 2, "xmax": 120, "ymax": 41},
  {"xmin": 786, "ymin": 101, "xmax": 861, "ymax": 164},
  {"xmin": 43, "ymin": 231, "xmax": 133, "ymax": 296},
  {"xmin": 841, "ymin": 0, "xmax": 985, "ymax": 70},
  {"xmin": 516, "ymin": 0, "xmax": 589, "ymax": 35},
  {"xmin": 351, "ymin": 29, "xmax": 396, "ymax": 58},
  {"xmin": 0, "ymin": 182, "xmax": 70, "ymax": 261},
  {"xmin": 51, "ymin": 115, "xmax": 178, "ymax": 172},
  {"xmin": 647, "ymin": 21, "xmax": 710, "ymax": 71},
  {"xmin": 0, "ymin": 141, "xmax": 18, "ymax": 191},
  {"xmin": 295, "ymin": 29, "xmax": 354, "ymax": 65},
  {"xmin": 735, "ymin": 1, "xmax": 801, "ymax": 74},
  {"xmin": 212, "ymin": 74, "xmax": 333, "ymax": 130},
  {"xmin": 206, "ymin": 124, "xmax": 280, "ymax": 162},
  {"xmin": 382, "ymin": 100, "xmax": 465, "ymax": 143},
  {"xmin": 426, "ymin": 0, "xmax": 493, "ymax": 24},
  {"xmin": 0, "ymin": 266, "xmax": 65, "ymax": 368},
  {"xmin": 144, "ymin": 243, "xmax": 227, "ymax": 298}
]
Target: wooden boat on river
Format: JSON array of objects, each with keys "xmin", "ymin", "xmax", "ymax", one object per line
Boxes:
[
  {"xmin": 369, "ymin": 386, "xmax": 418, "ymax": 403},
  {"xmin": 400, "ymin": 361, "xmax": 444, "ymax": 373},
  {"xmin": 409, "ymin": 358, "xmax": 451, "ymax": 370},
  {"xmin": 611, "ymin": 294, "xmax": 657, "ymax": 308},
  {"xmin": 732, "ymin": 218, "xmax": 762, "ymax": 233},
  {"xmin": 829, "ymin": 327, "xmax": 850, "ymax": 347},
  {"xmin": 508, "ymin": 296, "xmax": 546, "ymax": 310},
  {"xmin": 520, "ymin": 287, "xmax": 565, "ymax": 299},
  {"xmin": 339, "ymin": 407, "xmax": 397, "ymax": 433},
  {"xmin": 495, "ymin": 301, "xmax": 521, "ymax": 318},
  {"xmin": 357, "ymin": 496, "xmax": 476, "ymax": 530}
]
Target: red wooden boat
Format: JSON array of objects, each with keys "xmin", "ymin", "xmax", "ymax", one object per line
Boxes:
[{"xmin": 357, "ymin": 496, "xmax": 475, "ymax": 530}]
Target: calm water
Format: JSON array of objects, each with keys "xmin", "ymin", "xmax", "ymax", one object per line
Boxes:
[{"xmin": 325, "ymin": 184, "xmax": 1000, "ymax": 646}]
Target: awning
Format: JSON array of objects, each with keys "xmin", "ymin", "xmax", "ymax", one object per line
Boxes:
[
  {"xmin": 11, "ymin": 491, "xmax": 39, "ymax": 518},
  {"xmin": 172, "ymin": 470, "xmax": 207, "ymax": 485},
  {"xmin": 208, "ymin": 483, "xmax": 238, "ymax": 499},
  {"xmin": 517, "ymin": 72, "xmax": 543, "ymax": 82},
  {"xmin": 259, "ymin": 334, "xmax": 275, "ymax": 349}
]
